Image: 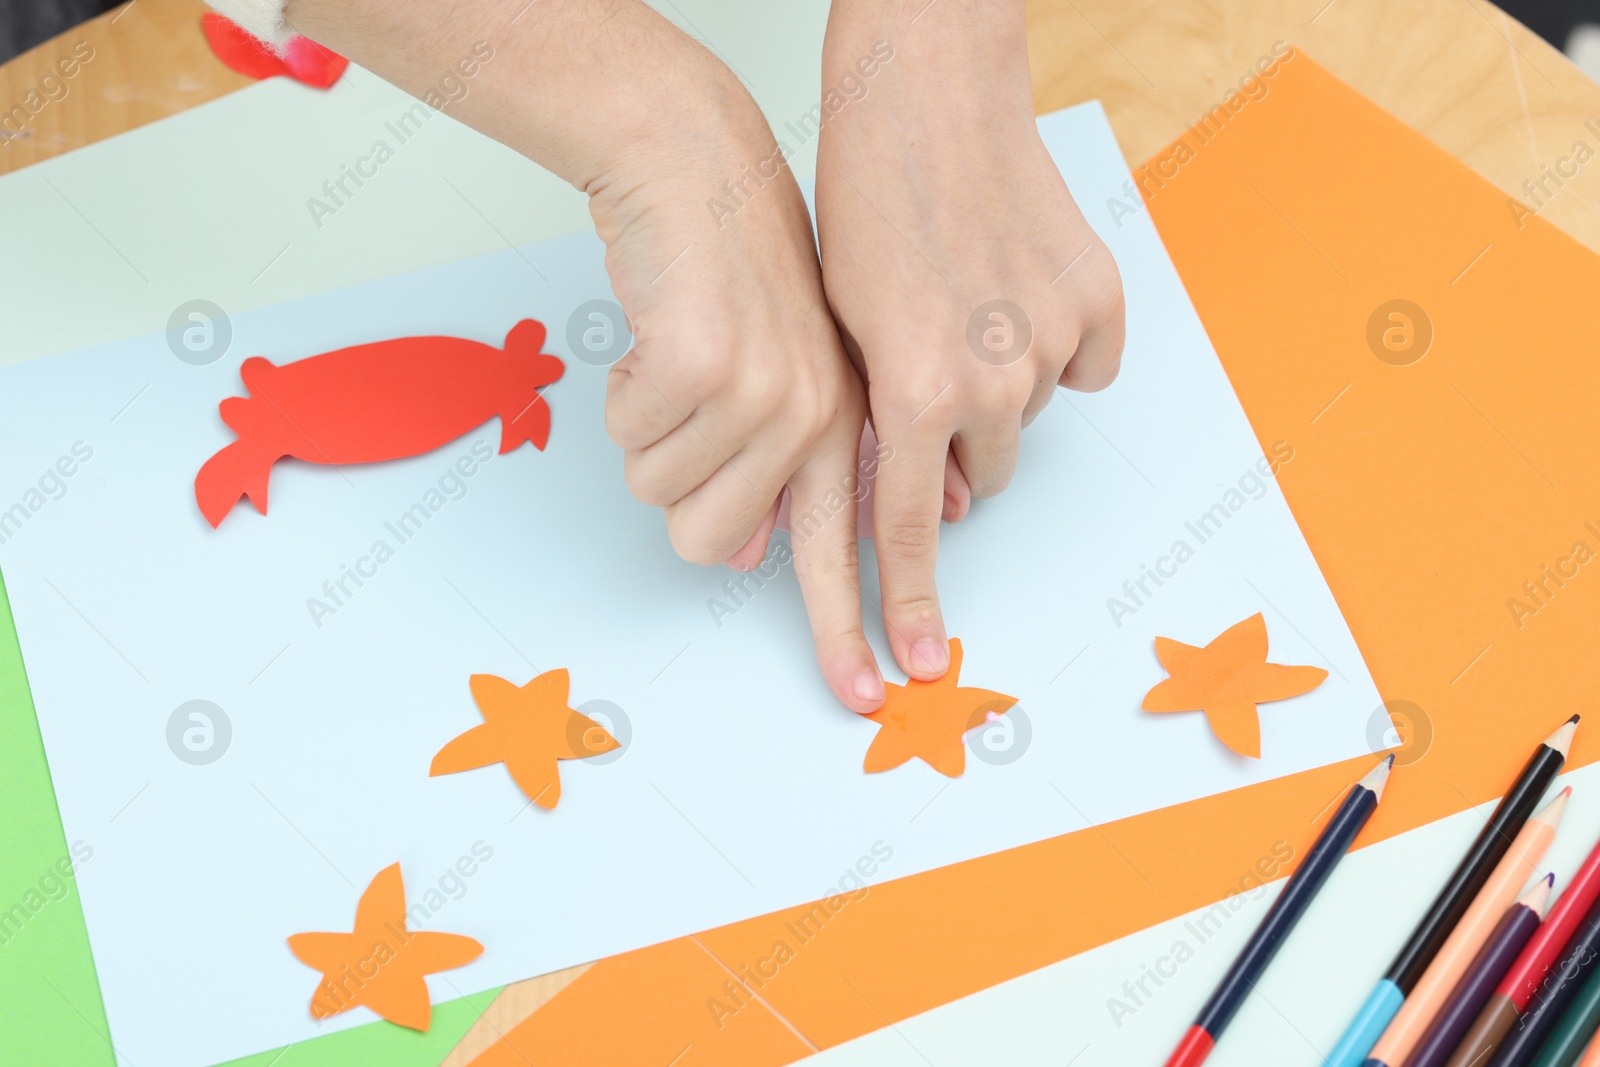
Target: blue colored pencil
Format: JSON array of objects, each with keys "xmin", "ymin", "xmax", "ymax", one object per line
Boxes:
[{"xmin": 1165, "ymin": 755, "xmax": 1393, "ymax": 1067}]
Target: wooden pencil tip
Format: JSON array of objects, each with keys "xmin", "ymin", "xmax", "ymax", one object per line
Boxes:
[
  {"xmin": 1536, "ymin": 786, "xmax": 1572, "ymax": 828},
  {"xmin": 1523, "ymin": 872, "xmax": 1556, "ymax": 916},
  {"xmin": 1359, "ymin": 753, "xmax": 1394, "ymax": 801},
  {"xmin": 1547, "ymin": 717, "xmax": 1580, "ymax": 758}
]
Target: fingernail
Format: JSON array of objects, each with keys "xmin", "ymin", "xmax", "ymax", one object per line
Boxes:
[
  {"xmin": 853, "ymin": 670, "xmax": 885, "ymax": 706},
  {"xmin": 911, "ymin": 638, "xmax": 948, "ymax": 675},
  {"xmin": 943, "ymin": 494, "xmax": 959, "ymax": 522}
]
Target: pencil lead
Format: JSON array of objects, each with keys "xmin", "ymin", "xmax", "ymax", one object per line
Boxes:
[
  {"xmin": 1547, "ymin": 717, "xmax": 1580, "ymax": 757},
  {"xmin": 1359, "ymin": 753, "xmax": 1394, "ymax": 800}
]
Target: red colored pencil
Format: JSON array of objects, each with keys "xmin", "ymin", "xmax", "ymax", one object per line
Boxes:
[{"xmin": 1507, "ymin": 838, "xmax": 1600, "ymax": 1006}]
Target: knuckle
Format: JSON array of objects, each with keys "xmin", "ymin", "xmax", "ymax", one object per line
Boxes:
[
  {"xmin": 1050, "ymin": 242, "xmax": 1123, "ymax": 324},
  {"xmin": 743, "ymin": 364, "xmax": 789, "ymax": 415},
  {"xmin": 665, "ymin": 512, "xmax": 726, "ymax": 567},
  {"xmin": 1100, "ymin": 278, "xmax": 1127, "ymax": 325},
  {"xmin": 1021, "ymin": 384, "xmax": 1054, "ymax": 427},
  {"xmin": 801, "ymin": 401, "xmax": 835, "ymax": 448},
  {"xmin": 1070, "ymin": 332, "xmax": 1126, "ymax": 393},
  {"xmin": 605, "ymin": 409, "xmax": 651, "ymax": 451},
  {"xmin": 874, "ymin": 374, "xmax": 954, "ymax": 428},
  {"xmin": 795, "ymin": 364, "xmax": 844, "ymax": 437},
  {"xmin": 817, "ymin": 619, "xmax": 869, "ymax": 655},
  {"xmin": 886, "ymin": 589, "xmax": 940, "ymax": 626},
  {"xmin": 977, "ymin": 372, "xmax": 1033, "ymax": 416},
  {"xmin": 957, "ymin": 452, "xmax": 998, "ymax": 499},
  {"xmin": 878, "ymin": 519, "xmax": 939, "ymax": 565},
  {"xmin": 1097, "ymin": 346, "xmax": 1127, "ymax": 386},
  {"xmin": 676, "ymin": 364, "xmax": 720, "ymax": 407},
  {"xmin": 795, "ymin": 529, "xmax": 860, "ymax": 582},
  {"xmin": 623, "ymin": 454, "xmax": 676, "ymax": 508},
  {"xmin": 969, "ymin": 460, "xmax": 1016, "ymax": 500},
  {"xmin": 802, "ymin": 371, "xmax": 839, "ymax": 428},
  {"xmin": 1082, "ymin": 258, "xmax": 1126, "ymax": 325},
  {"xmin": 652, "ymin": 345, "xmax": 720, "ymax": 406}
]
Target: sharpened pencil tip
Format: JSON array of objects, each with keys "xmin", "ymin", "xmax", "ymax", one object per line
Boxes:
[
  {"xmin": 1536, "ymin": 787, "xmax": 1572, "ymax": 829},
  {"xmin": 1360, "ymin": 753, "xmax": 1394, "ymax": 801},
  {"xmin": 1547, "ymin": 718, "xmax": 1580, "ymax": 758},
  {"xmin": 1524, "ymin": 872, "xmax": 1556, "ymax": 916}
]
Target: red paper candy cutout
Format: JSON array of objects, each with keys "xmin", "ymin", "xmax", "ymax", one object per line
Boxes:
[
  {"xmin": 196, "ymin": 320, "xmax": 564, "ymax": 527},
  {"xmin": 201, "ymin": 14, "xmax": 349, "ymax": 89}
]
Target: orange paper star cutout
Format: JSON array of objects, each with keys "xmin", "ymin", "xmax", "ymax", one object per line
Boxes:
[
  {"xmin": 1141, "ymin": 612, "xmax": 1328, "ymax": 758},
  {"xmin": 287, "ymin": 863, "xmax": 482, "ymax": 1030},
  {"xmin": 862, "ymin": 638, "xmax": 1017, "ymax": 777},
  {"xmin": 430, "ymin": 670, "xmax": 619, "ymax": 810}
]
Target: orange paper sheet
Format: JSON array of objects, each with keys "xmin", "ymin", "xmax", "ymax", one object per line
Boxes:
[
  {"xmin": 466, "ymin": 938, "xmax": 812, "ymax": 1066},
  {"xmin": 472, "ymin": 50, "xmax": 1600, "ymax": 1063}
]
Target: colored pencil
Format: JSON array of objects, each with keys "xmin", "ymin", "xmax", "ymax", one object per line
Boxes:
[
  {"xmin": 1367, "ymin": 789, "xmax": 1571, "ymax": 1066},
  {"xmin": 1447, "ymin": 827, "xmax": 1600, "ymax": 1067},
  {"xmin": 1577, "ymin": 1029, "xmax": 1600, "ymax": 1067},
  {"xmin": 1487, "ymin": 892, "xmax": 1600, "ymax": 1067},
  {"xmin": 1403, "ymin": 876, "xmax": 1553, "ymax": 1067},
  {"xmin": 1325, "ymin": 716, "xmax": 1579, "ymax": 1067},
  {"xmin": 1530, "ymin": 956, "xmax": 1600, "ymax": 1067},
  {"xmin": 1165, "ymin": 756, "xmax": 1392, "ymax": 1067}
]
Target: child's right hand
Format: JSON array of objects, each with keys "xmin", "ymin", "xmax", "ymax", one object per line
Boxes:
[{"xmin": 815, "ymin": 0, "xmax": 1126, "ymax": 684}]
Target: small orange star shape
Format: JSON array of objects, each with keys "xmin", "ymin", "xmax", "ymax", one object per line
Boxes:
[
  {"xmin": 287, "ymin": 863, "xmax": 482, "ymax": 1030},
  {"xmin": 1141, "ymin": 613, "xmax": 1328, "ymax": 758},
  {"xmin": 431, "ymin": 670, "xmax": 619, "ymax": 810},
  {"xmin": 863, "ymin": 639, "xmax": 1017, "ymax": 777}
]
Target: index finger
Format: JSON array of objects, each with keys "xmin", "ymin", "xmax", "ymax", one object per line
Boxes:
[
  {"xmin": 788, "ymin": 430, "xmax": 884, "ymax": 714},
  {"xmin": 871, "ymin": 422, "xmax": 950, "ymax": 681}
]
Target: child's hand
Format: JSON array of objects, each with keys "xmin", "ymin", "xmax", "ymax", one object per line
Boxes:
[
  {"xmin": 285, "ymin": 0, "xmax": 888, "ymax": 712},
  {"xmin": 816, "ymin": 0, "xmax": 1125, "ymax": 681},
  {"xmin": 595, "ymin": 60, "xmax": 887, "ymax": 714}
]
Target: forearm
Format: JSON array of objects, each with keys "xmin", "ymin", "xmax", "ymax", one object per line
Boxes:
[
  {"xmin": 822, "ymin": 0, "xmax": 1036, "ymax": 126},
  {"xmin": 282, "ymin": 0, "xmax": 752, "ymax": 194}
]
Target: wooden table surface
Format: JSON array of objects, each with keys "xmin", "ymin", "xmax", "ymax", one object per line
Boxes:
[
  {"xmin": 4, "ymin": 0, "xmax": 1598, "ymax": 1062},
  {"xmin": 0, "ymin": 0, "xmax": 250, "ymax": 173},
  {"xmin": 6, "ymin": 0, "xmax": 1600, "ymax": 251}
]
